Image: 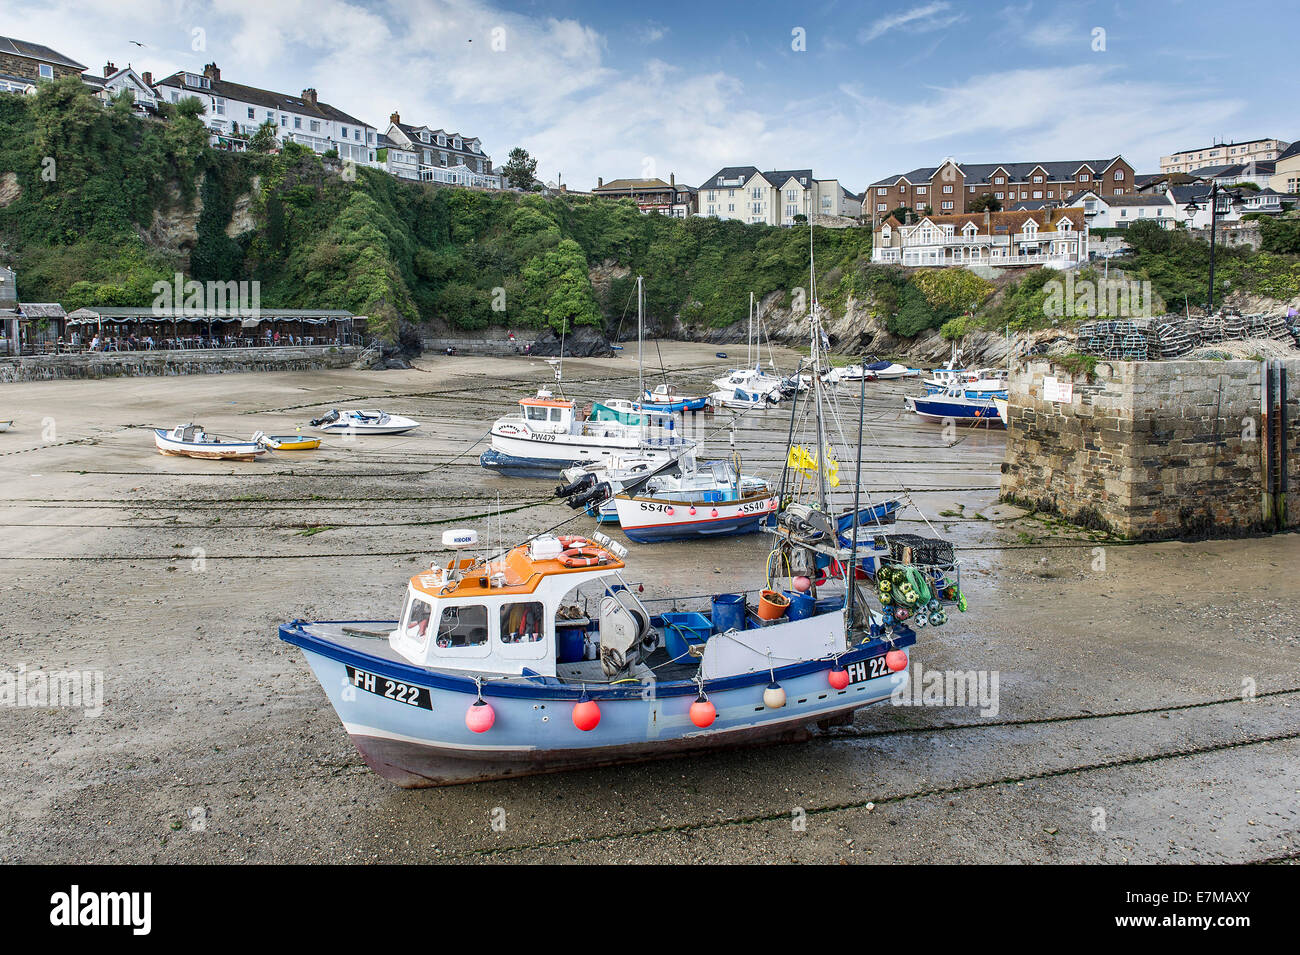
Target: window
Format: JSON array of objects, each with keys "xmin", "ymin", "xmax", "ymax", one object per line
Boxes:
[
  {"xmin": 354, "ymin": 129, "xmax": 361, "ymax": 141},
  {"xmin": 310, "ymin": 120, "xmax": 320, "ymax": 132},
  {"xmin": 1114, "ymin": 188, "xmax": 1124, "ymax": 195},
  {"xmin": 341, "ymin": 126, "xmax": 348, "ymax": 138},
  {"xmin": 525, "ymin": 406, "xmax": 549, "ymax": 421},
  {"xmin": 213, "ymin": 96, "xmax": 225, "ymax": 116},
  {"xmin": 453, "ymin": 137, "xmax": 462, "ymax": 149},
  {"xmin": 294, "ymin": 116, "xmax": 301, "ymax": 128},
  {"xmin": 402, "ymin": 597, "xmax": 434, "ymax": 650},
  {"xmin": 265, "ymin": 110, "xmax": 273, "ymax": 123},
  {"xmin": 941, "ymin": 200, "xmax": 953, "ymax": 210},
  {"xmin": 280, "ymin": 115, "xmax": 288, "ymax": 126},
  {"xmin": 878, "ymin": 187, "xmax": 887, "ymax": 195},
  {"xmin": 1047, "ymin": 191, "xmax": 1054, "ymax": 198},
  {"xmin": 435, "ymin": 605, "xmax": 488, "ymax": 648},
  {"xmin": 1033, "ymin": 191, "xmax": 1042, "ymax": 199},
  {"xmin": 247, "ymin": 107, "xmax": 255, "ymax": 119},
  {"xmin": 1033, "ymin": 175, "xmax": 1043, "ymax": 183},
  {"xmin": 1114, "ymin": 170, "xmax": 1124, "ymax": 180},
  {"xmin": 1079, "ymin": 173, "xmax": 1090, "ymax": 182},
  {"xmin": 500, "ymin": 602, "xmax": 544, "ymax": 644},
  {"xmin": 1060, "ymin": 220, "xmax": 1072, "ymax": 232},
  {"xmin": 898, "ymin": 184, "xmax": 907, "ymax": 193},
  {"xmin": 916, "ymin": 186, "xmax": 927, "ymax": 195},
  {"xmin": 994, "ymin": 192, "xmax": 1003, "ymax": 199},
  {"xmin": 877, "ymin": 202, "xmax": 887, "ymax": 212},
  {"xmin": 942, "ymin": 185, "xmax": 953, "ymax": 194},
  {"xmin": 39, "ymin": 63, "xmax": 55, "ymax": 79}
]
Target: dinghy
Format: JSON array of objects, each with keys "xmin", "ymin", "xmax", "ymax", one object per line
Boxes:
[
  {"xmin": 993, "ymin": 396, "xmax": 1009, "ymax": 426},
  {"xmin": 154, "ymin": 424, "xmax": 266, "ymax": 461},
  {"xmin": 0, "ymin": 420, "xmax": 12, "ymax": 433},
  {"xmin": 640, "ymin": 384, "xmax": 711, "ymax": 413},
  {"xmin": 253, "ymin": 431, "xmax": 323, "ymax": 451},
  {"xmin": 310, "ymin": 410, "xmax": 419, "ymax": 435}
]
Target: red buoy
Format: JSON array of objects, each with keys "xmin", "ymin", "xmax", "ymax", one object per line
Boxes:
[
  {"xmin": 689, "ymin": 696, "xmax": 717, "ymax": 728},
  {"xmin": 666, "ymin": 506, "xmax": 675, "ymax": 516},
  {"xmin": 886, "ymin": 649, "xmax": 908, "ymax": 672},
  {"xmin": 465, "ymin": 699, "xmax": 495, "ymax": 733},
  {"xmin": 710, "ymin": 508, "xmax": 719, "ymax": 518},
  {"xmin": 689, "ymin": 506, "xmax": 696, "ymax": 516},
  {"xmin": 572, "ymin": 696, "xmax": 601, "ymax": 731},
  {"xmin": 828, "ymin": 666, "xmax": 850, "ymax": 690}
]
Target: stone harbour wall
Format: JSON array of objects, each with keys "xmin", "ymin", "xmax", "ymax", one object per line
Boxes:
[
  {"xmin": 1000, "ymin": 358, "xmax": 1300, "ymax": 539},
  {"xmin": 0, "ymin": 345, "xmax": 360, "ymax": 383}
]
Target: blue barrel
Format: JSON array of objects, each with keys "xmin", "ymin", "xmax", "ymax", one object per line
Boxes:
[
  {"xmin": 786, "ymin": 590, "xmax": 816, "ymax": 621},
  {"xmin": 556, "ymin": 625, "xmax": 586, "ymax": 664},
  {"xmin": 711, "ymin": 594, "xmax": 746, "ymax": 633}
]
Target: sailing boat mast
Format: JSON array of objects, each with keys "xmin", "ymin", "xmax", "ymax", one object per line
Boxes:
[
  {"xmin": 636, "ymin": 275, "xmax": 644, "ymax": 399},
  {"xmin": 809, "ymin": 227, "xmax": 830, "ymax": 513},
  {"xmin": 748, "ymin": 291, "xmax": 754, "ymax": 369}
]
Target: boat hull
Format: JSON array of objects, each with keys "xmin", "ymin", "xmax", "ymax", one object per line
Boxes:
[
  {"xmin": 154, "ymin": 430, "xmax": 265, "ymax": 461},
  {"xmin": 614, "ymin": 493, "xmax": 779, "ymax": 542},
  {"xmin": 905, "ymin": 397, "xmax": 1005, "ymax": 426},
  {"xmin": 480, "ymin": 434, "xmax": 686, "ymax": 478},
  {"xmin": 282, "ymin": 620, "xmax": 912, "ymax": 787}
]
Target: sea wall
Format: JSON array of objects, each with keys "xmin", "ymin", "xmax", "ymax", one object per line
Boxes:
[
  {"xmin": 0, "ymin": 345, "xmax": 360, "ymax": 383},
  {"xmin": 1000, "ymin": 358, "xmax": 1300, "ymax": 539}
]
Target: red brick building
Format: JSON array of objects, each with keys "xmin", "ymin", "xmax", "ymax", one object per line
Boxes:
[{"xmin": 866, "ymin": 156, "xmax": 1136, "ymax": 219}]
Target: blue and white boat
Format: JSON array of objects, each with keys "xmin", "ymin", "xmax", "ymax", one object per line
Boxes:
[
  {"xmin": 904, "ymin": 385, "xmax": 1006, "ymax": 426},
  {"xmin": 154, "ymin": 424, "xmax": 266, "ymax": 461},
  {"xmin": 279, "ymin": 528, "xmax": 920, "ymax": 787},
  {"xmin": 639, "ymin": 384, "xmax": 711, "ymax": 413}
]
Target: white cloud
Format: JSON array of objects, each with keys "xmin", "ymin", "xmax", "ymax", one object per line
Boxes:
[{"xmin": 858, "ymin": 2, "xmax": 963, "ymax": 43}]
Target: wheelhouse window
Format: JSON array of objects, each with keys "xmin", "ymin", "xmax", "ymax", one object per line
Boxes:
[
  {"xmin": 435, "ymin": 604, "xmax": 488, "ymax": 648},
  {"xmin": 525, "ymin": 405, "xmax": 549, "ymax": 422},
  {"xmin": 402, "ymin": 596, "xmax": 434, "ymax": 650},
  {"xmin": 500, "ymin": 602, "xmax": 544, "ymax": 644}
]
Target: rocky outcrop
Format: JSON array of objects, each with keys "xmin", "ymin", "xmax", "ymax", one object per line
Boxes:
[
  {"xmin": 530, "ymin": 325, "xmax": 615, "ymax": 357},
  {"xmin": 225, "ymin": 176, "xmax": 259, "ymax": 236},
  {"xmin": 0, "ymin": 171, "xmax": 20, "ymax": 208},
  {"xmin": 140, "ymin": 181, "xmax": 201, "ymax": 265}
]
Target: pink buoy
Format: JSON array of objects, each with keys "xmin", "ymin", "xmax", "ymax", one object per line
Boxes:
[
  {"xmin": 793, "ymin": 575, "xmax": 812, "ymax": 593},
  {"xmin": 711, "ymin": 508, "xmax": 719, "ymax": 518},
  {"xmin": 769, "ymin": 499, "xmax": 778, "ymax": 509},
  {"xmin": 689, "ymin": 506, "xmax": 696, "ymax": 516},
  {"xmin": 573, "ymin": 696, "xmax": 601, "ymax": 731},
  {"xmin": 828, "ymin": 666, "xmax": 850, "ymax": 690},
  {"xmin": 886, "ymin": 649, "xmax": 908, "ymax": 672},
  {"xmin": 465, "ymin": 699, "xmax": 495, "ymax": 733},
  {"xmin": 689, "ymin": 696, "xmax": 716, "ymax": 728},
  {"xmin": 666, "ymin": 506, "xmax": 675, "ymax": 516}
]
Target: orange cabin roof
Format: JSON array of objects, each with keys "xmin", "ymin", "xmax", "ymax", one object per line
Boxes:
[
  {"xmin": 410, "ymin": 542, "xmax": 624, "ymax": 599},
  {"xmin": 519, "ymin": 397, "xmax": 575, "ymax": 409}
]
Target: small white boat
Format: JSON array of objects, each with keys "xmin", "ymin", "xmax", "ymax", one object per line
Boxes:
[
  {"xmin": 154, "ymin": 424, "xmax": 266, "ymax": 461},
  {"xmin": 558, "ymin": 452, "xmax": 682, "ymax": 523},
  {"xmin": 310, "ymin": 410, "xmax": 419, "ymax": 435},
  {"xmin": 859, "ymin": 359, "xmax": 915, "ymax": 380},
  {"xmin": 0, "ymin": 420, "xmax": 12, "ymax": 433},
  {"xmin": 253, "ymin": 430, "xmax": 323, "ymax": 451},
  {"xmin": 994, "ymin": 397, "xmax": 1009, "ymax": 426},
  {"xmin": 709, "ymin": 385, "xmax": 780, "ymax": 410}
]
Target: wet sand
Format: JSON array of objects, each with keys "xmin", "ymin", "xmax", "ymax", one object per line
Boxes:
[{"xmin": 1, "ymin": 342, "xmax": 1297, "ymax": 863}]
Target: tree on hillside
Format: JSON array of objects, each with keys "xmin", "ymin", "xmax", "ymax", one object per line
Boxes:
[
  {"xmin": 248, "ymin": 120, "xmax": 279, "ymax": 153},
  {"xmin": 502, "ymin": 147, "xmax": 538, "ymax": 190},
  {"xmin": 520, "ymin": 238, "xmax": 601, "ymax": 331},
  {"xmin": 969, "ymin": 193, "xmax": 1002, "ymax": 213}
]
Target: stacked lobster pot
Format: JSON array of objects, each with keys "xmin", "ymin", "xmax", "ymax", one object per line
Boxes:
[{"xmin": 869, "ymin": 533, "xmax": 966, "ymax": 630}]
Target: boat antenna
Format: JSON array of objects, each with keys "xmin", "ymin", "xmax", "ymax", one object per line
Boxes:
[{"xmin": 844, "ymin": 356, "xmax": 868, "ymax": 634}]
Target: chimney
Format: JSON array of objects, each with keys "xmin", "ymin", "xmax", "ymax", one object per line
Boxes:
[
  {"xmin": 597, "ymin": 177, "xmax": 603, "ymax": 188},
  {"xmin": 389, "ymin": 110, "xmax": 400, "ymax": 126},
  {"xmin": 670, "ymin": 172, "xmax": 675, "ymax": 187},
  {"xmin": 301, "ymin": 88, "xmax": 317, "ymax": 106},
  {"xmin": 142, "ymin": 71, "xmax": 152, "ymax": 86},
  {"xmin": 984, "ymin": 209, "xmax": 991, "ymax": 230},
  {"xmin": 203, "ymin": 62, "xmax": 220, "ymax": 81},
  {"xmin": 103, "ymin": 62, "xmax": 116, "ymax": 77}
]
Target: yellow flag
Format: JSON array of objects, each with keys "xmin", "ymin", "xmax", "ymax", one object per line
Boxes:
[{"xmin": 787, "ymin": 445, "xmax": 840, "ymax": 487}]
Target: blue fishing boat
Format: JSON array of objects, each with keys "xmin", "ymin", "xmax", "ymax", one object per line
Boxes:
[
  {"xmin": 904, "ymin": 386, "xmax": 1005, "ymax": 426},
  {"xmin": 639, "ymin": 384, "xmax": 711, "ymax": 413},
  {"xmin": 279, "ymin": 528, "xmax": 921, "ymax": 786}
]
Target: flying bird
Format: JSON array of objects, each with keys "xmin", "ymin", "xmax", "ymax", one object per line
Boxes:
[{"xmin": 129, "ymin": 40, "xmax": 146, "ymax": 47}]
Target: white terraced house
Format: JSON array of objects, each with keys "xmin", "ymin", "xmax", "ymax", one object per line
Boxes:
[
  {"xmin": 698, "ymin": 166, "xmax": 860, "ymax": 225},
  {"xmin": 153, "ymin": 63, "xmax": 377, "ymax": 165},
  {"xmin": 380, "ymin": 112, "xmax": 499, "ymax": 189},
  {"xmin": 872, "ymin": 207, "xmax": 1088, "ymax": 268}
]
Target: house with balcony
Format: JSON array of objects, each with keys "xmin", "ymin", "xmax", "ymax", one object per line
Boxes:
[
  {"xmin": 1160, "ymin": 138, "xmax": 1290, "ymax": 175},
  {"xmin": 381, "ymin": 113, "xmax": 498, "ymax": 189},
  {"xmin": 872, "ymin": 207, "xmax": 1088, "ymax": 268},
  {"xmin": 153, "ymin": 64, "xmax": 377, "ymax": 164},
  {"xmin": 0, "ymin": 35, "xmax": 91, "ymax": 94},
  {"xmin": 96, "ymin": 63, "xmax": 158, "ymax": 111},
  {"xmin": 697, "ymin": 166, "xmax": 856, "ymax": 225},
  {"xmin": 591, "ymin": 175, "xmax": 696, "ymax": 216},
  {"xmin": 1063, "ymin": 191, "xmax": 1177, "ymax": 230}
]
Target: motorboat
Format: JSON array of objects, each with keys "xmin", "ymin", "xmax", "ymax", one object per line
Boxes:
[
  {"xmin": 310, "ymin": 410, "xmax": 420, "ymax": 435},
  {"xmin": 253, "ymin": 431, "xmax": 323, "ymax": 451}
]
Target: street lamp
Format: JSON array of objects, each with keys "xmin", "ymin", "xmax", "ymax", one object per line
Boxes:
[{"xmin": 1184, "ymin": 183, "xmax": 1247, "ymax": 313}]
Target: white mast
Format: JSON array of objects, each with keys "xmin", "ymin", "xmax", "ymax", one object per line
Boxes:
[{"xmin": 637, "ymin": 275, "xmax": 644, "ymax": 399}]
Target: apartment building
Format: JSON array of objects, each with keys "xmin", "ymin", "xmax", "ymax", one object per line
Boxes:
[
  {"xmin": 866, "ymin": 157, "xmax": 1135, "ymax": 219},
  {"xmin": 697, "ymin": 166, "xmax": 857, "ymax": 225},
  {"xmin": 1271, "ymin": 141, "xmax": 1300, "ymax": 194},
  {"xmin": 154, "ymin": 64, "xmax": 377, "ymax": 165},
  {"xmin": 871, "ymin": 207, "xmax": 1088, "ymax": 268},
  {"xmin": 1160, "ymin": 138, "xmax": 1290, "ymax": 175},
  {"xmin": 591, "ymin": 175, "xmax": 697, "ymax": 216},
  {"xmin": 381, "ymin": 113, "xmax": 498, "ymax": 188}
]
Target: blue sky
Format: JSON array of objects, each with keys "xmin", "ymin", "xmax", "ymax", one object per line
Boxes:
[{"xmin": 10, "ymin": 0, "xmax": 1297, "ymax": 191}]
